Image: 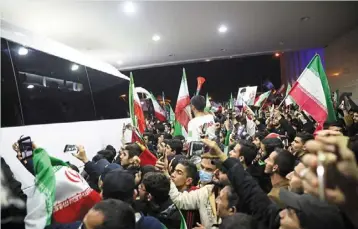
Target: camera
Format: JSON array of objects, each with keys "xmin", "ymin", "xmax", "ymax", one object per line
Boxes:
[{"xmin": 188, "ymin": 141, "xmax": 207, "ymax": 157}]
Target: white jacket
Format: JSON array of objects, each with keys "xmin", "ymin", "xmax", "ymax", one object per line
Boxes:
[{"xmin": 169, "ymin": 181, "xmax": 218, "ymax": 228}]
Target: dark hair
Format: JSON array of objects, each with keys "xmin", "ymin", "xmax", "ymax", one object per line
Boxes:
[
  {"xmin": 296, "ymin": 132, "xmax": 314, "ymax": 144},
  {"xmin": 226, "ymin": 185, "xmax": 239, "ymax": 210},
  {"xmin": 92, "ymin": 154, "xmax": 105, "ymax": 163},
  {"xmin": 274, "ymin": 148, "xmax": 296, "ymax": 177},
  {"xmin": 253, "ymin": 131, "xmax": 268, "ymax": 141},
  {"xmin": 262, "ymin": 138, "xmax": 283, "ymax": 159},
  {"xmin": 105, "ymin": 145, "xmax": 117, "ymax": 156},
  {"xmin": 324, "ymin": 120, "xmax": 345, "ymax": 129},
  {"xmin": 191, "ymin": 95, "xmax": 206, "ymax": 112},
  {"xmin": 124, "ymin": 143, "xmax": 142, "ymax": 158},
  {"xmin": 237, "ymin": 140, "xmax": 257, "ymax": 167},
  {"xmin": 92, "ymin": 199, "xmax": 135, "ymax": 229},
  {"xmin": 97, "ymin": 150, "xmax": 116, "ymax": 163},
  {"xmin": 240, "ymin": 88, "xmax": 247, "ymax": 94},
  {"xmin": 173, "ymin": 135, "xmax": 185, "ymax": 142},
  {"xmin": 177, "ymin": 160, "xmax": 199, "ymax": 186},
  {"xmin": 154, "ymin": 123, "xmax": 165, "ymax": 133},
  {"xmin": 167, "ymin": 139, "xmax": 183, "ymax": 155},
  {"xmin": 219, "ymin": 213, "xmax": 255, "ymax": 229},
  {"xmin": 142, "ymin": 172, "xmax": 170, "ymax": 204},
  {"xmin": 143, "ymin": 132, "xmax": 155, "ymax": 143}
]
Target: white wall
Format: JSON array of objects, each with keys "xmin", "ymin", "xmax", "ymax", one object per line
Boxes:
[
  {"xmin": 325, "ymin": 26, "xmax": 358, "ymax": 103},
  {"xmin": 0, "ymin": 118, "xmax": 130, "ymax": 191}
]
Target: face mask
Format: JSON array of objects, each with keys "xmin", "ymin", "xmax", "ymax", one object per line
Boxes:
[{"xmin": 199, "ymin": 170, "xmax": 213, "ymax": 183}]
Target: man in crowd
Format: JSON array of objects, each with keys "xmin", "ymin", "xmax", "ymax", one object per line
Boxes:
[
  {"xmin": 170, "ymin": 160, "xmax": 200, "ymax": 229},
  {"xmin": 216, "ymin": 185, "xmax": 239, "ymax": 219},
  {"xmin": 228, "ymin": 140, "xmax": 257, "ymax": 169},
  {"xmin": 141, "ymin": 172, "xmax": 181, "ymax": 229},
  {"xmin": 188, "ymin": 95, "xmax": 216, "ymax": 142},
  {"xmin": 165, "ymin": 139, "xmax": 184, "ymax": 158},
  {"xmin": 264, "ymin": 148, "xmax": 296, "ymax": 206},
  {"xmin": 290, "ymin": 132, "xmax": 314, "ymax": 160},
  {"xmin": 267, "ymin": 110, "xmax": 296, "ymax": 142},
  {"xmin": 285, "ymin": 162, "xmax": 305, "ymax": 194}
]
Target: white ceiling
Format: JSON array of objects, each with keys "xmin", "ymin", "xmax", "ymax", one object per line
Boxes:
[{"xmin": 2, "ymin": 1, "xmax": 358, "ymax": 70}]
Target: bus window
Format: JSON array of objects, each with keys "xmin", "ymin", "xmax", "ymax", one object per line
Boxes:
[
  {"xmin": 86, "ymin": 68, "xmax": 129, "ymax": 120},
  {"xmin": 1, "ymin": 38, "xmax": 24, "ymax": 127},
  {"xmin": 7, "ymin": 40, "xmax": 96, "ymax": 125}
]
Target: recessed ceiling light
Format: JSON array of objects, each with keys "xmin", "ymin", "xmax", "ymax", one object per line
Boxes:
[
  {"xmin": 221, "ymin": 48, "xmax": 227, "ymax": 52},
  {"xmin": 117, "ymin": 60, "xmax": 123, "ymax": 65},
  {"xmin": 300, "ymin": 16, "xmax": 310, "ymax": 22},
  {"xmin": 123, "ymin": 1, "xmax": 135, "ymax": 14},
  {"xmin": 27, "ymin": 84, "xmax": 34, "ymax": 89},
  {"xmin": 168, "ymin": 54, "xmax": 175, "ymax": 57},
  {"xmin": 274, "ymin": 52, "xmax": 280, "ymax": 57},
  {"xmin": 205, "ymin": 59, "xmax": 211, "ymax": 62},
  {"xmin": 18, "ymin": 47, "xmax": 28, "ymax": 55},
  {"xmin": 218, "ymin": 25, "xmax": 228, "ymax": 33},
  {"xmin": 152, "ymin": 35, "xmax": 161, "ymax": 41},
  {"xmin": 71, "ymin": 64, "xmax": 79, "ymax": 71}
]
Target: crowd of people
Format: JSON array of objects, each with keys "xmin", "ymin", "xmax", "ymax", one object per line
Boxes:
[{"xmin": 2, "ymin": 94, "xmax": 358, "ymax": 229}]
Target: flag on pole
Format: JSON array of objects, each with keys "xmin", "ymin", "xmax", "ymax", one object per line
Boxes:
[
  {"xmin": 167, "ymin": 104, "xmax": 176, "ymax": 124},
  {"xmin": 285, "ymin": 83, "xmax": 294, "ymax": 106},
  {"xmin": 254, "ymin": 91, "xmax": 271, "ymax": 107},
  {"xmin": 205, "ymin": 93, "xmax": 211, "ymax": 112},
  {"xmin": 129, "ymin": 73, "xmax": 146, "ymax": 133},
  {"xmin": 26, "ymin": 148, "xmax": 101, "ymax": 229},
  {"xmin": 196, "ymin": 76, "xmax": 206, "ymax": 95},
  {"xmin": 135, "ymin": 87, "xmax": 167, "ymax": 122},
  {"xmin": 288, "ymin": 55, "xmax": 336, "ymax": 130},
  {"xmin": 228, "ymin": 93, "xmax": 234, "ymax": 110},
  {"xmin": 175, "ymin": 68, "xmax": 192, "ymax": 131}
]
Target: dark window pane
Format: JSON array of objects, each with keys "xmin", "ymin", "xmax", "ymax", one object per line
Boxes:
[
  {"xmin": 86, "ymin": 68, "xmax": 129, "ymax": 119},
  {"xmin": 1, "ymin": 38, "xmax": 23, "ymax": 127},
  {"xmin": 7, "ymin": 40, "xmax": 96, "ymax": 125}
]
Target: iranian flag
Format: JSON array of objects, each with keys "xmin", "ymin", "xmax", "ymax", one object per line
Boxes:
[
  {"xmin": 129, "ymin": 73, "xmax": 146, "ymax": 133},
  {"xmin": 254, "ymin": 91, "xmax": 271, "ymax": 107},
  {"xmin": 285, "ymin": 83, "xmax": 294, "ymax": 106},
  {"xmin": 25, "ymin": 148, "xmax": 101, "ymax": 229},
  {"xmin": 135, "ymin": 87, "xmax": 167, "ymax": 122},
  {"xmin": 228, "ymin": 93, "xmax": 234, "ymax": 109},
  {"xmin": 289, "ymin": 55, "xmax": 336, "ymax": 130},
  {"xmin": 175, "ymin": 68, "xmax": 192, "ymax": 131}
]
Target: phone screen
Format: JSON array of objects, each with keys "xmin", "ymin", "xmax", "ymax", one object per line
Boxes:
[
  {"xmin": 18, "ymin": 137, "xmax": 33, "ymax": 159},
  {"xmin": 64, "ymin": 145, "xmax": 77, "ymax": 153}
]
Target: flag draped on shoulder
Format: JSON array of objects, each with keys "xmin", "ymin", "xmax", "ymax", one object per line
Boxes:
[
  {"xmin": 26, "ymin": 148, "xmax": 101, "ymax": 229},
  {"xmin": 175, "ymin": 68, "xmax": 192, "ymax": 131},
  {"xmin": 288, "ymin": 54, "xmax": 336, "ymax": 130},
  {"xmin": 254, "ymin": 91, "xmax": 271, "ymax": 107},
  {"xmin": 129, "ymin": 73, "xmax": 146, "ymax": 133}
]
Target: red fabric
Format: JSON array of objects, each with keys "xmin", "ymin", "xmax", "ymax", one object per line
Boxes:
[
  {"xmin": 53, "ymin": 189, "xmax": 101, "ymax": 223},
  {"xmin": 175, "ymin": 97, "xmax": 191, "ymax": 130},
  {"xmin": 134, "ymin": 101, "xmax": 146, "ymax": 133},
  {"xmin": 289, "ymin": 82, "xmax": 327, "ymax": 130},
  {"xmin": 139, "ymin": 148, "xmax": 157, "ymax": 166},
  {"xmin": 154, "ymin": 111, "xmax": 166, "ymax": 122}
]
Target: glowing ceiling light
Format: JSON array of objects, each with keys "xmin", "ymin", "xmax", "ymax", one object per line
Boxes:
[
  {"xmin": 152, "ymin": 34, "xmax": 161, "ymax": 41},
  {"xmin": 274, "ymin": 52, "xmax": 280, "ymax": 57},
  {"xmin": 218, "ymin": 25, "xmax": 228, "ymax": 33},
  {"xmin": 27, "ymin": 84, "xmax": 34, "ymax": 89},
  {"xmin": 71, "ymin": 64, "xmax": 79, "ymax": 71},
  {"xmin": 117, "ymin": 60, "xmax": 123, "ymax": 65},
  {"xmin": 18, "ymin": 47, "xmax": 28, "ymax": 55},
  {"xmin": 123, "ymin": 1, "xmax": 135, "ymax": 13}
]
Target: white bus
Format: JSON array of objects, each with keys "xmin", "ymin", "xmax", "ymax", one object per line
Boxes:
[{"xmin": 1, "ymin": 20, "xmax": 130, "ymax": 191}]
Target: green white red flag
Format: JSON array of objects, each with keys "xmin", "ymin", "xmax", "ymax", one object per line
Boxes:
[
  {"xmin": 254, "ymin": 91, "xmax": 271, "ymax": 107},
  {"xmin": 129, "ymin": 73, "xmax": 146, "ymax": 133},
  {"xmin": 175, "ymin": 68, "xmax": 192, "ymax": 131},
  {"xmin": 288, "ymin": 55, "xmax": 336, "ymax": 130}
]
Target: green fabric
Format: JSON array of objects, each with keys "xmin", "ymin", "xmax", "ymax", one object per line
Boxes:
[
  {"xmin": 224, "ymin": 130, "xmax": 232, "ymax": 146},
  {"xmin": 129, "ymin": 73, "xmax": 137, "ymax": 128},
  {"xmin": 173, "ymin": 120, "xmax": 183, "ymax": 136},
  {"xmin": 33, "ymin": 148, "xmax": 66, "ymax": 226},
  {"xmin": 308, "ymin": 55, "xmax": 336, "ymax": 122}
]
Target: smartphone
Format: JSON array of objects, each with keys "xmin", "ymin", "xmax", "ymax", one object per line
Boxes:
[
  {"xmin": 188, "ymin": 141, "xmax": 205, "ymax": 157},
  {"xmin": 200, "ymin": 123, "xmax": 208, "ymax": 139},
  {"xmin": 18, "ymin": 136, "xmax": 33, "ymax": 160},
  {"xmin": 64, "ymin": 145, "xmax": 77, "ymax": 153}
]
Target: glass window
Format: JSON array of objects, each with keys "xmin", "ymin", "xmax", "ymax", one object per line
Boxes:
[
  {"xmin": 7, "ymin": 40, "xmax": 96, "ymax": 125},
  {"xmin": 1, "ymin": 38, "xmax": 23, "ymax": 127},
  {"xmin": 86, "ymin": 68, "xmax": 129, "ymax": 120}
]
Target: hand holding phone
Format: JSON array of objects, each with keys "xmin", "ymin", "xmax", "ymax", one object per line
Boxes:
[{"xmin": 17, "ymin": 136, "xmax": 34, "ymax": 161}]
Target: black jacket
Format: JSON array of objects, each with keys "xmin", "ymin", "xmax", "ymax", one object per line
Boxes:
[
  {"xmin": 223, "ymin": 158, "xmax": 280, "ymax": 229},
  {"xmin": 146, "ymin": 199, "xmax": 181, "ymax": 229},
  {"xmin": 246, "ymin": 163, "xmax": 272, "ymax": 194},
  {"xmin": 268, "ymin": 118, "xmax": 296, "ymax": 142}
]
